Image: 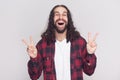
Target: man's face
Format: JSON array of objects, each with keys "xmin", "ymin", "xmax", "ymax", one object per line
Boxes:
[{"xmin": 53, "ymin": 6, "xmax": 68, "ymax": 33}]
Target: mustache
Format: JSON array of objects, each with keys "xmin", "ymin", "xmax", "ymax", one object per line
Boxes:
[{"xmin": 55, "ymin": 19, "xmax": 67, "ymax": 23}]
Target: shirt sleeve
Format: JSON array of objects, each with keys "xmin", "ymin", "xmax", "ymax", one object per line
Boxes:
[
  {"xmin": 82, "ymin": 38, "xmax": 97, "ymax": 76},
  {"xmin": 27, "ymin": 41, "xmax": 43, "ymax": 80}
]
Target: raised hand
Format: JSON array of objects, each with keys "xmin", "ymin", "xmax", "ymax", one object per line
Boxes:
[
  {"xmin": 87, "ymin": 33, "xmax": 98, "ymax": 54},
  {"xmin": 22, "ymin": 36, "xmax": 37, "ymax": 58}
]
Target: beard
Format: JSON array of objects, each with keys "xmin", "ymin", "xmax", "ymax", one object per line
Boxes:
[
  {"xmin": 54, "ymin": 19, "xmax": 68, "ymax": 33},
  {"xmin": 54, "ymin": 24, "xmax": 67, "ymax": 33}
]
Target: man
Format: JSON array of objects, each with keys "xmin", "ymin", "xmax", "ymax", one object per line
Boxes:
[{"xmin": 22, "ymin": 5, "xmax": 98, "ymax": 80}]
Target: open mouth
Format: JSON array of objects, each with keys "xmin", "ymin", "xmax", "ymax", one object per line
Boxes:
[{"xmin": 58, "ymin": 22, "xmax": 64, "ymax": 25}]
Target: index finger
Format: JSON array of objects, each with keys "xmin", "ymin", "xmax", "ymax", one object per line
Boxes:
[
  {"xmin": 22, "ymin": 39, "xmax": 29, "ymax": 46},
  {"xmin": 88, "ymin": 32, "xmax": 92, "ymax": 42},
  {"xmin": 29, "ymin": 36, "xmax": 34, "ymax": 45}
]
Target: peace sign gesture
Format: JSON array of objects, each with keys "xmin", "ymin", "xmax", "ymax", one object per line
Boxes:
[
  {"xmin": 22, "ymin": 36, "xmax": 37, "ymax": 58},
  {"xmin": 87, "ymin": 33, "xmax": 98, "ymax": 54}
]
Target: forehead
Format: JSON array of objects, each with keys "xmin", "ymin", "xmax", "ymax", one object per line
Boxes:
[{"xmin": 54, "ymin": 6, "xmax": 67, "ymax": 13}]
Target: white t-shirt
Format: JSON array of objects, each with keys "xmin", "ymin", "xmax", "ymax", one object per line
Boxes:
[{"xmin": 55, "ymin": 39, "xmax": 71, "ymax": 80}]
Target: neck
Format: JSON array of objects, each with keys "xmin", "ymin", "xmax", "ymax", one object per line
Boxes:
[{"xmin": 55, "ymin": 30, "xmax": 67, "ymax": 42}]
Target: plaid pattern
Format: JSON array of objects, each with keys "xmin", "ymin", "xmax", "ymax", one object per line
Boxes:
[{"xmin": 28, "ymin": 36, "xmax": 97, "ymax": 80}]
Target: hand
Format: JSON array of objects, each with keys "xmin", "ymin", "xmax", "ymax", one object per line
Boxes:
[
  {"xmin": 22, "ymin": 36, "xmax": 37, "ymax": 58},
  {"xmin": 87, "ymin": 33, "xmax": 98, "ymax": 54}
]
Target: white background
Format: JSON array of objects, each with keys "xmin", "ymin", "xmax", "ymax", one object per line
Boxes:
[{"xmin": 0, "ymin": 0, "xmax": 120, "ymax": 80}]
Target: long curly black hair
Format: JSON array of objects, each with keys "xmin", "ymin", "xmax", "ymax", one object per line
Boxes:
[{"xmin": 41, "ymin": 5, "xmax": 80, "ymax": 45}]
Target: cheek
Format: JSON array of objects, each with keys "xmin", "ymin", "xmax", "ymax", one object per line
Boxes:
[
  {"xmin": 54, "ymin": 16, "xmax": 59, "ymax": 21},
  {"xmin": 64, "ymin": 17, "xmax": 68, "ymax": 23},
  {"xmin": 66, "ymin": 18, "xmax": 68, "ymax": 22},
  {"xmin": 63, "ymin": 16, "xmax": 68, "ymax": 21},
  {"xmin": 54, "ymin": 18, "xmax": 57, "ymax": 24}
]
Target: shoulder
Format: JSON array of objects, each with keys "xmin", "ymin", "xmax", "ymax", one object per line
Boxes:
[
  {"xmin": 72, "ymin": 35, "xmax": 87, "ymax": 46},
  {"xmin": 36, "ymin": 38, "xmax": 47, "ymax": 48}
]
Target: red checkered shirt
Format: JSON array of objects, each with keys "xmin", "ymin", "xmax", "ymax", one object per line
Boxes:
[{"xmin": 28, "ymin": 36, "xmax": 97, "ymax": 80}]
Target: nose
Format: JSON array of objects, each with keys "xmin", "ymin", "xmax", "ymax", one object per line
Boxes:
[{"xmin": 59, "ymin": 14, "xmax": 63, "ymax": 19}]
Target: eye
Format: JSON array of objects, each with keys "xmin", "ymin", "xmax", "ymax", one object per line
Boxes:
[
  {"xmin": 55, "ymin": 13, "xmax": 59, "ymax": 16},
  {"xmin": 63, "ymin": 13, "xmax": 67, "ymax": 16},
  {"xmin": 63, "ymin": 14, "xmax": 67, "ymax": 16}
]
